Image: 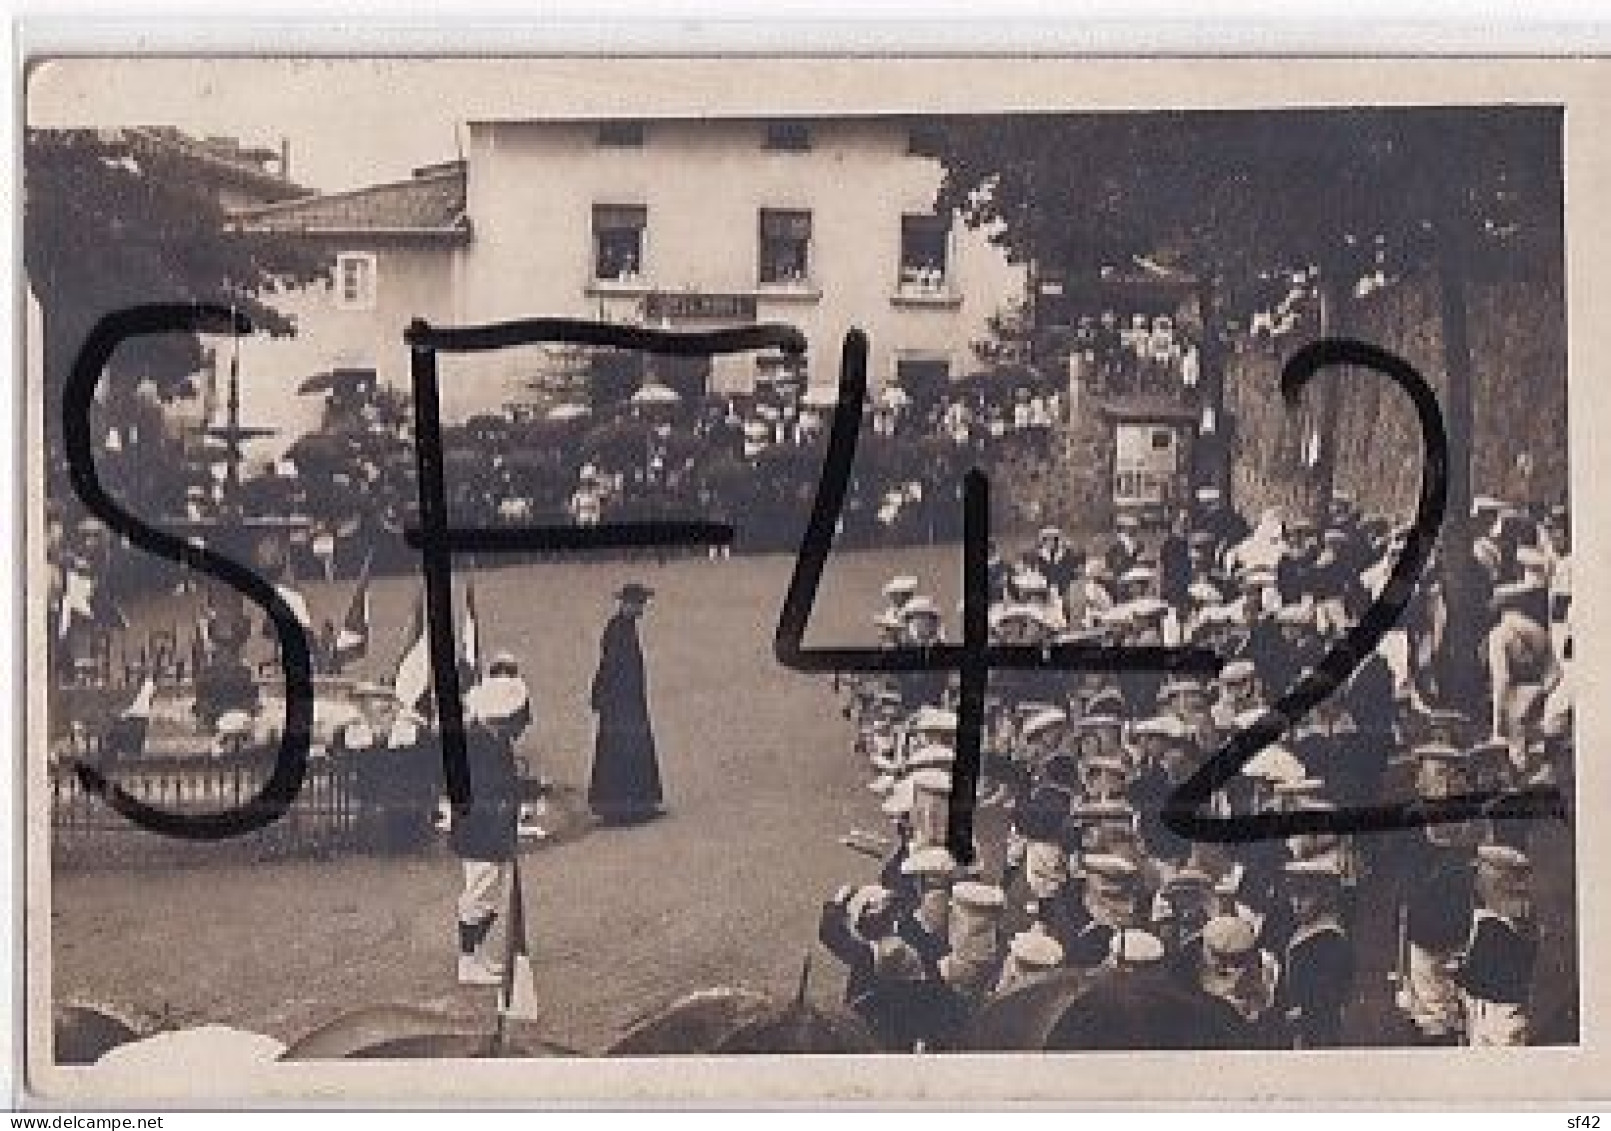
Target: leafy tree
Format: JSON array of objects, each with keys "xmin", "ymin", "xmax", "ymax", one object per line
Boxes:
[
  {"xmin": 25, "ymin": 128, "xmax": 326, "ymax": 490},
  {"xmin": 928, "ymin": 107, "xmax": 1563, "ymax": 705}
]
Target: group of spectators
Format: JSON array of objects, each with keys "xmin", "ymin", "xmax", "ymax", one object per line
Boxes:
[
  {"xmin": 816, "ymin": 486, "xmax": 1573, "ymax": 1051},
  {"xmin": 1069, "ymin": 310, "xmax": 1202, "ymax": 399}
]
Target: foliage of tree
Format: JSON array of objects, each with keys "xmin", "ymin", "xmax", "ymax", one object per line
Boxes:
[
  {"xmin": 930, "ymin": 108, "xmax": 1561, "ymax": 320},
  {"xmin": 25, "ymin": 128, "xmax": 326, "ymax": 479}
]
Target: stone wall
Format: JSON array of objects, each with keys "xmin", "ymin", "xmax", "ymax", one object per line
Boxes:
[{"xmin": 1223, "ymin": 269, "xmax": 1568, "ymax": 525}]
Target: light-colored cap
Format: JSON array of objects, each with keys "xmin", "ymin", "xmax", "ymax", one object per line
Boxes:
[
  {"xmin": 1283, "ymin": 857, "xmax": 1344, "ymax": 881},
  {"xmin": 1082, "ymin": 853, "xmax": 1139, "ymax": 880},
  {"xmin": 1022, "ymin": 707, "xmax": 1071, "ymax": 741},
  {"xmin": 912, "ymin": 706, "xmax": 959, "ymax": 733},
  {"xmin": 901, "ymin": 845, "xmax": 959, "ymax": 877},
  {"xmin": 1013, "ymin": 570, "xmax": 1050, "ymax": 594},
  {"xmin": 1202, "ymin": 914, "xmax": 1256, "ymax": 957},
  {"xmin": 1220, "ymin": 659, "xmax": 1257, "ymax": 683},
  {"xmin": 465, "ymin": 675, "xmax": 530, "ymax": 724},
  {"xmin": 882, "ymin": 575, "xmax": 920, "ymax": 597},
  {"xmin": 1009, "ymin": 930, "xmax": 1065, "ymax": 969},
  {"xmin": 901, "ymin": 595, "xmax": 941, "ymax": 619},
  {"xmin": 1476, "ymin": 843, "xmax": 1532, "ymax": 872},
  {"xmin": 909, "ymin": 768, "xmax": 953, "ymax": 796},
  {"xmin": 907, "ymin": 743, "xmax": 957, "ymax": 770},
  {"xmin": 951, "ymin": 881, "xmax": 1007, "ymax": 910},
  {"xmin": 1110, "ymin": 929, "xmax": 1165, "ymax": 965}
]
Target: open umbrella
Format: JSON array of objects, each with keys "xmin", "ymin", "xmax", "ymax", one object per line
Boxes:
[
  {"xmin": 852, "ymin": 979, "xmax": 974, "ymax": 1052},
  {"xmin": 606, "ymin": 957, "xmax": 879, "ymax": 1056},
  {"xmin": 546, "ymin": 402, "xmax": 592, "ymax": 423},
  {"xmin": 630, "ymin": 382, "xmax": 682, "ymax": 407},
  {"xmin": 53, "ymin": 1003, "xmax": 144, "ymax": 1065},
  {"xmin": 709, "ymin": 956, "xmax": 880, "ymax": 1054},
  {"xmin": 95, "ymin": 1025, "xmax": 286, "ymax": 1070},
  {"xmin": 608, "ymin": 988, "xmax": 777, "ymax": 1055},
  {"xmin": 964, "ymin": 967, "xmax": 1250, "ymax": 1051},
  {"xmin": 282, "ymin": 1004, "xmax": 578, "ymax": 1059}
]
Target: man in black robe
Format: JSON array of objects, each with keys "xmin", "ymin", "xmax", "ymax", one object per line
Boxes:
[{"xmin": 588, "ymin": 582, "xmax": 665, "ymax": 824}]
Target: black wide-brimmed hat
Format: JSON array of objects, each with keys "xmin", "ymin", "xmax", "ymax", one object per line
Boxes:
[{"xmin": 616, "ymin": 582, "xmax": 656, "ymax": 602}]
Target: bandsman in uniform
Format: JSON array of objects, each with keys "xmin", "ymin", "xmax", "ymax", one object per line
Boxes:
[
  {"xmin": 1455, "ymin": 844, "xmax": 1538, "ymax": 1046},
  {"xmin": 1278, "ymin": 858, "xmax": 1355, "ymax": 1048}
]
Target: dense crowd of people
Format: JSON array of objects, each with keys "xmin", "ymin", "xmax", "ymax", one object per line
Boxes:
[
  {"xmin": 141, "ymin": 369, "xmax": 1069, "ymax": 576},
  {"xmin": 818, "ymin": 487, "xmax": 1573, "ymax": 1051},
  {"xmin": 1068, "ymin": 309, "xmax": 1202, "ymax": 399}
]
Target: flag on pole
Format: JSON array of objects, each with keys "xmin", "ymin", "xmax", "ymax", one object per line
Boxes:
[
  {"xmin": 392, "ymin": 588, "xmax": 432, "ymax": 714},
  {"xmin": 334, "ymin": 549, "xmax": 375, "ymax": 665},
  {"xmin": 102, "ymin": 675, "xmax": 156, "ymax": 760},
  {"xmin": 57, "ymin": 567, "xmax": 96, "ymax": 640},
  {"xmin": 460, "ymin": 579, "xmax": 482, "ymax": 686}
]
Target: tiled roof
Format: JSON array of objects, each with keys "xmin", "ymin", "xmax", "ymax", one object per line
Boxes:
[{"xmin": 234, "ymin": 163, "xmax": 468, "ymax": 238}]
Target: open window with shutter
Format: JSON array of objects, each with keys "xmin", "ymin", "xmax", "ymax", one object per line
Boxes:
[
  {"xmin": 758, "ymin": 209, "xmax": 812, "ymax": 285},
  {"xmin": 592, "ymin": 203, "xmax": 647, "ymax": 282},
  {"xmin": 898, "ymin": 213, "xmax": 951, "ymax": 295}
]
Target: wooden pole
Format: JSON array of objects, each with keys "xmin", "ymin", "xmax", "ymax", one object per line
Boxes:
[{"xmin": 1435, "ymin": 225, "xmax": 1483, "ymax": 713}]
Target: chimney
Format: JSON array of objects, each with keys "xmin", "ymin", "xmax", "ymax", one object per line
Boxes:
[{"xmin": 279, "ymin": 136, "xmax": 291, "ymax": 181}]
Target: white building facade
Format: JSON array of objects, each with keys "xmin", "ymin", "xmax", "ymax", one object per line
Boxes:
[{"xmin": 237, "ymin": 115, "xmax": 1026, "ymax": 439}]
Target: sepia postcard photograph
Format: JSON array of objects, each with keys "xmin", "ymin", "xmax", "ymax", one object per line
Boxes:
[{"xmin": 16, "ymin": 53, "xmax": 1611, "ymax": 1106}]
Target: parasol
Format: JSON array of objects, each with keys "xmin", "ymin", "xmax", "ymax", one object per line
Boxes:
[
  {"xmin": 281, "ymin": 1004, "xmax": 579, "ymax": 1059},
  {"xmin": 964, "ymin": 967, "xmax": 1249, "ymax": 1051},
  {"xmin": 708, "ymin": 956, "xmax": 880, "ymax": 1054},
  {"xmin": 630, "ymin": 382, "xmax": 682, "ymax": 407},
  {"xmin": 546, "ymin": 402, "xmax": 592, "ymax": 422},
  {"xmin": 53, "ymin": 1003, "xmax": 144, "ymax": 1065},
  {"xmin": 607, "ymin": 988, "xmax": 777, "ymax": 1055},
  {"xmin": 94, "ymin": 1025, "xmax": 286, "ymax": 1071},
  {"xmin": 852, "ymin": 979, "xmax": 973, "ymax": 1052},
  {"xmin": 606, "ymin": 957, "xmax": 879, "ymax": 1055}
]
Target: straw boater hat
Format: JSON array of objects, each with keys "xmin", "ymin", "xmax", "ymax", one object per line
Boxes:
[
  {"xmin": 1021, "ymin": 707, "xmax": 1070, "ymax": 743},
  {"xmin": 1476, "ymin": 843, "xmax": 1531, "ymax": 880},
  {"xmin": 911, "ymin": 706, "xmax": 959, "ymax": 735},
  {"xmin": 464, "ymin": 674, "xmax": 530, "ymax": 725},
  {"xmin": 990, "ymin": 603, "xmax": 1036, "ymax": 631},
  {"xmin": 882, "ymin": 575, "xmax": 919, "ymax": 599},
  {"xmin": 1201, "ymin": 914, "xmax": 1257, "ymax": 961},
  {"xmin": 1009, "ymin": 929, "xmax": 1065, "ymax": 970},
  {"xmin": 874, "ymin": 609, "xmax": 904, "ymax": 632},
  {"xmin": 906, "ymin": 743, "xmax": 956, "ymax": 771},
  {"xmin": 1219, "ymin": 659, "xmax": 1258, "ymax": 686},
  {"xmin": 901, "ymin": 845, "xmax": 959, "ymax": 880},
  {"xmin": 1126, "ymin": 597, "xmax": 1170, "ymax": 624},
  {"xmin": 881, "ymin": 777, "xmax": 918, "ymax": 817},
  {"xmin": 1085, "ymin": 687, "xmax": 1127, "ymax": 717},
  {"xmin": 1108, "ymin": 928, "xmax": 1165, "ymax": 967},
  {"xmin": 1130, "ymin": 714, "xmax": 1191, "ymax": 743},
  {"xmin": 1119, "ymin": 565, "xmax": 1157, "ymax": 588},
  {"xmin": 1014, "ymin": 569, "xmax": 1051, "ymax": 595},
  {"xmin": 900, "ymin": 595, "xmax": 941, "ymax": 620}
]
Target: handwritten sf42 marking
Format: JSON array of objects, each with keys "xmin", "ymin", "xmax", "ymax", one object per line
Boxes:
[{"xmin": 59, "ymin": 309, "xmax": 1566, "ymax": 847}]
